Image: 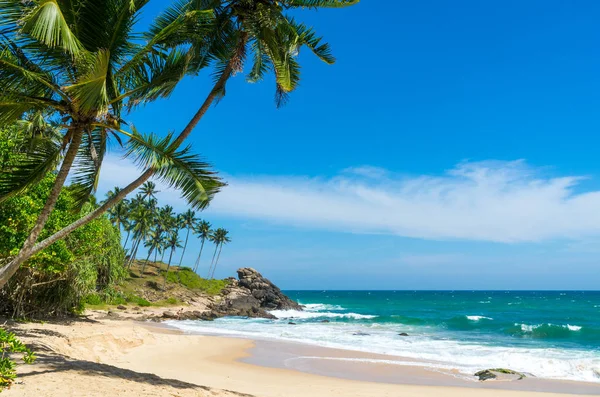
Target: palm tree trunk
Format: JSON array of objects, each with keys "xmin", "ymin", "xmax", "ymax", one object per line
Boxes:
[
  {"xmin": 207, "ymin": 244, "xmax": 219, "ymax": 279},
  {"xmin": 193, "ymin": 238, "xmax": 205, "ymax": 273},
  {"xmin": 0, "ymin": 128, "xmax": 84, "ymax": 288},
  {"xmin": 0, "ymin": 35, "xmax": 249, "ymax": 290},
  {"xmin": 177, "ymin": 227, "xmax": 191, "ymax": 269},
  {"xmin": 211, "ymin": 244, "xmax": 223, "ymax": 279},
  {"xmin": 141, "ymin": 248, "xmax": 153, "ymax": 276},
  {"xmin": 163, "ymin": 248, "xmax": 175, "ymax": 289},
  {"xmin": 123, "ymin": 229, "xmax": 131, "ymax": 250},
  {"xmin": 160, "ymin": 249, "xmax": 166, "ymax": 264},
  {"xmin": 128, "ymin": 238, "xmax": 141, "ymax": 269}
]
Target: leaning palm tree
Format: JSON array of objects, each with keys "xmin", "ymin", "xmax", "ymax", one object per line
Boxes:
[
  {"xmin": 0, "ymin": 0, "xmax": 222, "ymax": 287},
  {"xmin": 163, "ymin": 231, "xmax": 182, "ymax": 288},
  {"xmin": 0, "ymin": 0, "xmax": 355, "ymax": 288},
  {"xmin": 177, "ymin": 209, "xmax": 197, "ymax": 269},
  {"xmin": 192, "ymin": 220, "xmax": 212, "ymax": 273},
  {"xmin": 209, "ymin": 228, "xmax": 230, "ymax": 279}
]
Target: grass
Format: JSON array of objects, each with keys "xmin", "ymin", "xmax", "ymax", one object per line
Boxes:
[
  {"xmin": 83, "ymin": 261, "xmax": 229, "ymax": 310},
  {"xmin": 165, "ymin": 267, "xmax": 229, "ymax": 295}
]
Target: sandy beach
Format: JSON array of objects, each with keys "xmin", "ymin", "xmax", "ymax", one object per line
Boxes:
[{"xmin": 3, "ymin": 315, "xmax": 598, "ymax": 397}]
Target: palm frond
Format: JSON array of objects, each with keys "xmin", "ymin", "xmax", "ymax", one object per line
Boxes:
[
  {"xmin": 0, "ymin": 133, "xmax": 63, "ymax": 202},
  {"xmin": 20, "ymin": 0, "xmax": 83, "ymax": 54},
  {"xmin": 69, "ymin": 128, "xmax": 107, "ymax": 209},
  {"xmin": 285, "ymin": 0, "xmax": 359, "ymax": 8},
  {"xmin": 123, "ymin": 128, "xmax": 225, "ymax": 210},
  {"xmin": 285, "ymin": 18, "xmax": 335, "ymax": 64},
  {"xmin": 64, "ymin": 49, "xmax": 110, "ymax": 116}
]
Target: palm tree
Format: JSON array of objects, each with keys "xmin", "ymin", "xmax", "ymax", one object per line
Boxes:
[
  {"xmin": 126, "ymin": 202, "xmax": 154, "ymax": 269},
  {"xmin": 141, "ymin": 229, "xmax": 163, "ymax": 275},
  {"xmin": 140, "ymin": 181, "xmax": 160, "ymax": 203},
  {"xmin": 0, "ymin": 0, "xmax": 206, "ymax": 286},
  {"xmin": 192, "ymin": 220, "xmax": 212, "ymax": 274},
  {"xmin": 209, "ymin": 228, "xmax": 231, "ymax": 279},
  {"xmin": 177, "ymin": 210, "xmax": 197, "ymax": 270},
  {"xmin": 0, "ymin": 0, "xmax": 355, "ymax": 288},
  {"xmin": 163, "ymin": 231, "xmax": 182, "ymax": 289}
]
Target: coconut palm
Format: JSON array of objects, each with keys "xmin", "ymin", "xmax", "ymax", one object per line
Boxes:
[
  {"xmin": 176, "ymin": 209, "xmax": 197, "ymax": 269},
  {"xmin": 141, "ymin": 229, "xmax": 163, "ymax": 275},
  {"xmin": 140, "ymin": 181, "xmax": 160, "ymax": 203},
  {"xmin": 163, "ymin": 231, "xmax": 182, "ymax": 288},
  {"xmin": 0, "ymin": 0, "xmax": 204, "ymax": 282},
  {"xmin": 0, "ymin": 0, "xmax": 354, "ymax": 288},
  {"xmin": 192, "ymin": 220, "xmax": 212, "ymax": 273},
  {"xmin": 208, "ymin": 228, "xmax": 230, "ymax": 279},
  {"xmin": 126, "ymin": 202, "xmax": 155, "ymax": 268}
]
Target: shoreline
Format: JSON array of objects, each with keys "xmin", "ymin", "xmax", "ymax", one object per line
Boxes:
[
  {"xmin": 4, "ymin": 316, "xmax": 597, "ymax": 396},
  {"xmin": 162, "ymin": 322, "xmax": 600, "ymax": 395}
]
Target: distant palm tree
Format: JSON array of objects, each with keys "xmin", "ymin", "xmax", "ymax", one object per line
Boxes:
[
  {"xmin": 140, "ymin": 181, "xmax": 160, "ymax": 204},
  {"xmin": 208, "ymin": 228, "xmax": 231, "ymax": 280},
  {"xmin": 127, "ymin": 203, "xmax": 154, "ymax": 269},
  {"xmin": 163, "ymin": 231, "xmax": 182, "ymax": 288},
  {"xmin": 141, "ymin": 229, "xmax": 163, "ymax": 275},
  {"xmin": 177, "ymin": 210, "xmax": 197, "ymax": 269},
  {"xmin": 192, "ymin": 220, "xmax": 212, "ymax": 274}
]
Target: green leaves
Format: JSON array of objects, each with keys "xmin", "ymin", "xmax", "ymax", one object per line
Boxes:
[
  {"xmin": 123, "ymin": 129, "xmax": 225, "ymax": 211},
  {"xmin": 285, "ymin": 0, "xmax": 360, "ymax": 8},
  {"xmin": 65, "ymin": 50, "xmax": 111, "ymax": 116},
  {"xmin": 0, "ymin": 132, "xmax": 63, "ymax": 204},
  {"xmin": 21, "ymin": 0, "xmax": 83, "ymax": 54}
]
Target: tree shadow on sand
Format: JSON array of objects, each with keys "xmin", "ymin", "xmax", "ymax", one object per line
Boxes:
[{"xmin": 18, "ymin": 350, "xmax": 254, "ymax": 396}]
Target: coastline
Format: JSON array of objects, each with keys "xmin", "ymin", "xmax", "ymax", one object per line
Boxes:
[{"xmin": 4, "ymin": 316, "xmax": 598, "ymax": 396}]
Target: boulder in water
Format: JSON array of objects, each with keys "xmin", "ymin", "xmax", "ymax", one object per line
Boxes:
[
  {"xmin": 475, "ymin": 369, "xmax": 526, "ymax": 381},
  {"xmin": 398, "ymin": 332, "xmax": 409, "ymax": 336}
]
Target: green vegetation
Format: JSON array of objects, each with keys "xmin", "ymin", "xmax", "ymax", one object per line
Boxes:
[
  {"xmin": 0, "ymin": 0, "xmax": 355, "ymax": 390},
  {"xmin": 0, "ymin": 328, "xmax": 35, "ymax": 389},
  {"xmin": 166, "ymin": 268, "xmax": 229, "ymax": 295},
  {"xmin": 0, "ymin": 129, "xmax": 126, "ymax": 318}
]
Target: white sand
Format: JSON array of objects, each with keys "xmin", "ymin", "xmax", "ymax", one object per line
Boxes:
[{"xmin": 3, "ymin": 318, "xmax": 583, "ymax": 397}]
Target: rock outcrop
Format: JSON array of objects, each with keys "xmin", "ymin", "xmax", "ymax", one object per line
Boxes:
[
  {"xmin": 209, "ymin": 268, "xmax": 302, "ymax": 318},
  {"xmin": 153, "ymin": 268, "xmax": 301, "ymax": 322}
]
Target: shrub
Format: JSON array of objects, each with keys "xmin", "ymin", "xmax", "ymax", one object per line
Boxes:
[{"xmin": 0, "ymin": 328, "xmax": 35, "ymax": 390}]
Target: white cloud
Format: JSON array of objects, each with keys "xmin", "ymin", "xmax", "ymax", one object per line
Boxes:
[{"xmin": 97, "ymin": 156, "xmax": 600, "ymax": 243}]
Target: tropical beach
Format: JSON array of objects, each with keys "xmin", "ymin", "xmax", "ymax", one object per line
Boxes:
[
  {"xmin": 1, "ymin": 0, "xmax": 600, "ymax": 396},
  {"xmin": 4, "ymin": 315, "xmax": 600, "ymax": 397}
]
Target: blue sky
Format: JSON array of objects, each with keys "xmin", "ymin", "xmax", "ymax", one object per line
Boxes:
[{"xmin": 98, "ymin": 1, "xmax": 600, "ymax": 290}]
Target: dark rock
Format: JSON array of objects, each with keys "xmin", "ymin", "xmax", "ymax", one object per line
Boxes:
[
  {"xmin": 475, "ymin": 370, "xmax": 497, "ymax": 381},
  {"xmin": 321, "ymin": 320, "xmax": 330, "ymax": 323},
  {"xmin": 117, "ymin": 305, "xmax": 127, "ymax": 310},
  {"xmin": 162, "ymin": 311, "xmax": 177, "ymax": 319},
  {"xmin": 353, "ymin": 332, "xmax": 370, "ymax": 336},
  {"xmin": 133, "ymin": 307, "xmax": 140, "ymax": 311},
  {"xmin": 207, "ymin": 268, "xmax": 301, "ymax": 320},
  {"xmin": 288, "ymin": 322, "xmax": 296, "ymax": 325},
  {"xmin": 475, "ymin": 369, "xmax": 526, "ymax": 381},
  {"xmin": 106, "ymin": 311, "xmax": 119, "ymax": 318},
  {"xmin": 398, "ymin": 332, "xmax": 409, "ymax": 336}
]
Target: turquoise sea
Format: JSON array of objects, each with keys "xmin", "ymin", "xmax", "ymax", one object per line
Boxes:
[{"xmin": 168, "ymin": 290, "xmax": 600, "ymax": 382}]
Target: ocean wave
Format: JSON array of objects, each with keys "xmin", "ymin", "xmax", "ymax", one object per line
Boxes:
[
  {"xmin": 512, "ymin": 323, "xmax": 583, "ymax": 336},
  {"xmin": 466, "ymin": 315, "xmax": 493, "ymax": 321},
  {"xmin": 478, "ymin": 301, "xmax": 491, "ymax": 304},
  {"xmin": 302, "ymin": 303, "xmax": 345, "ymax": 311},
  {"xmin": 269, "ymin": 309, "xmax": 377, "ymax": 320},
  {"xmin": 166, "ymin": 318, "xmax": 600, "ymax": 383}
]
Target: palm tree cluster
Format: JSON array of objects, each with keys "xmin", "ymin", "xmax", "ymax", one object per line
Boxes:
[
  {"xmin": 0, "ymin": 0, "xmax": 356, "ymax": 289},
  {"xmin": 107, "ymin": 182, "xmax": 231, "ymax": 286}
]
